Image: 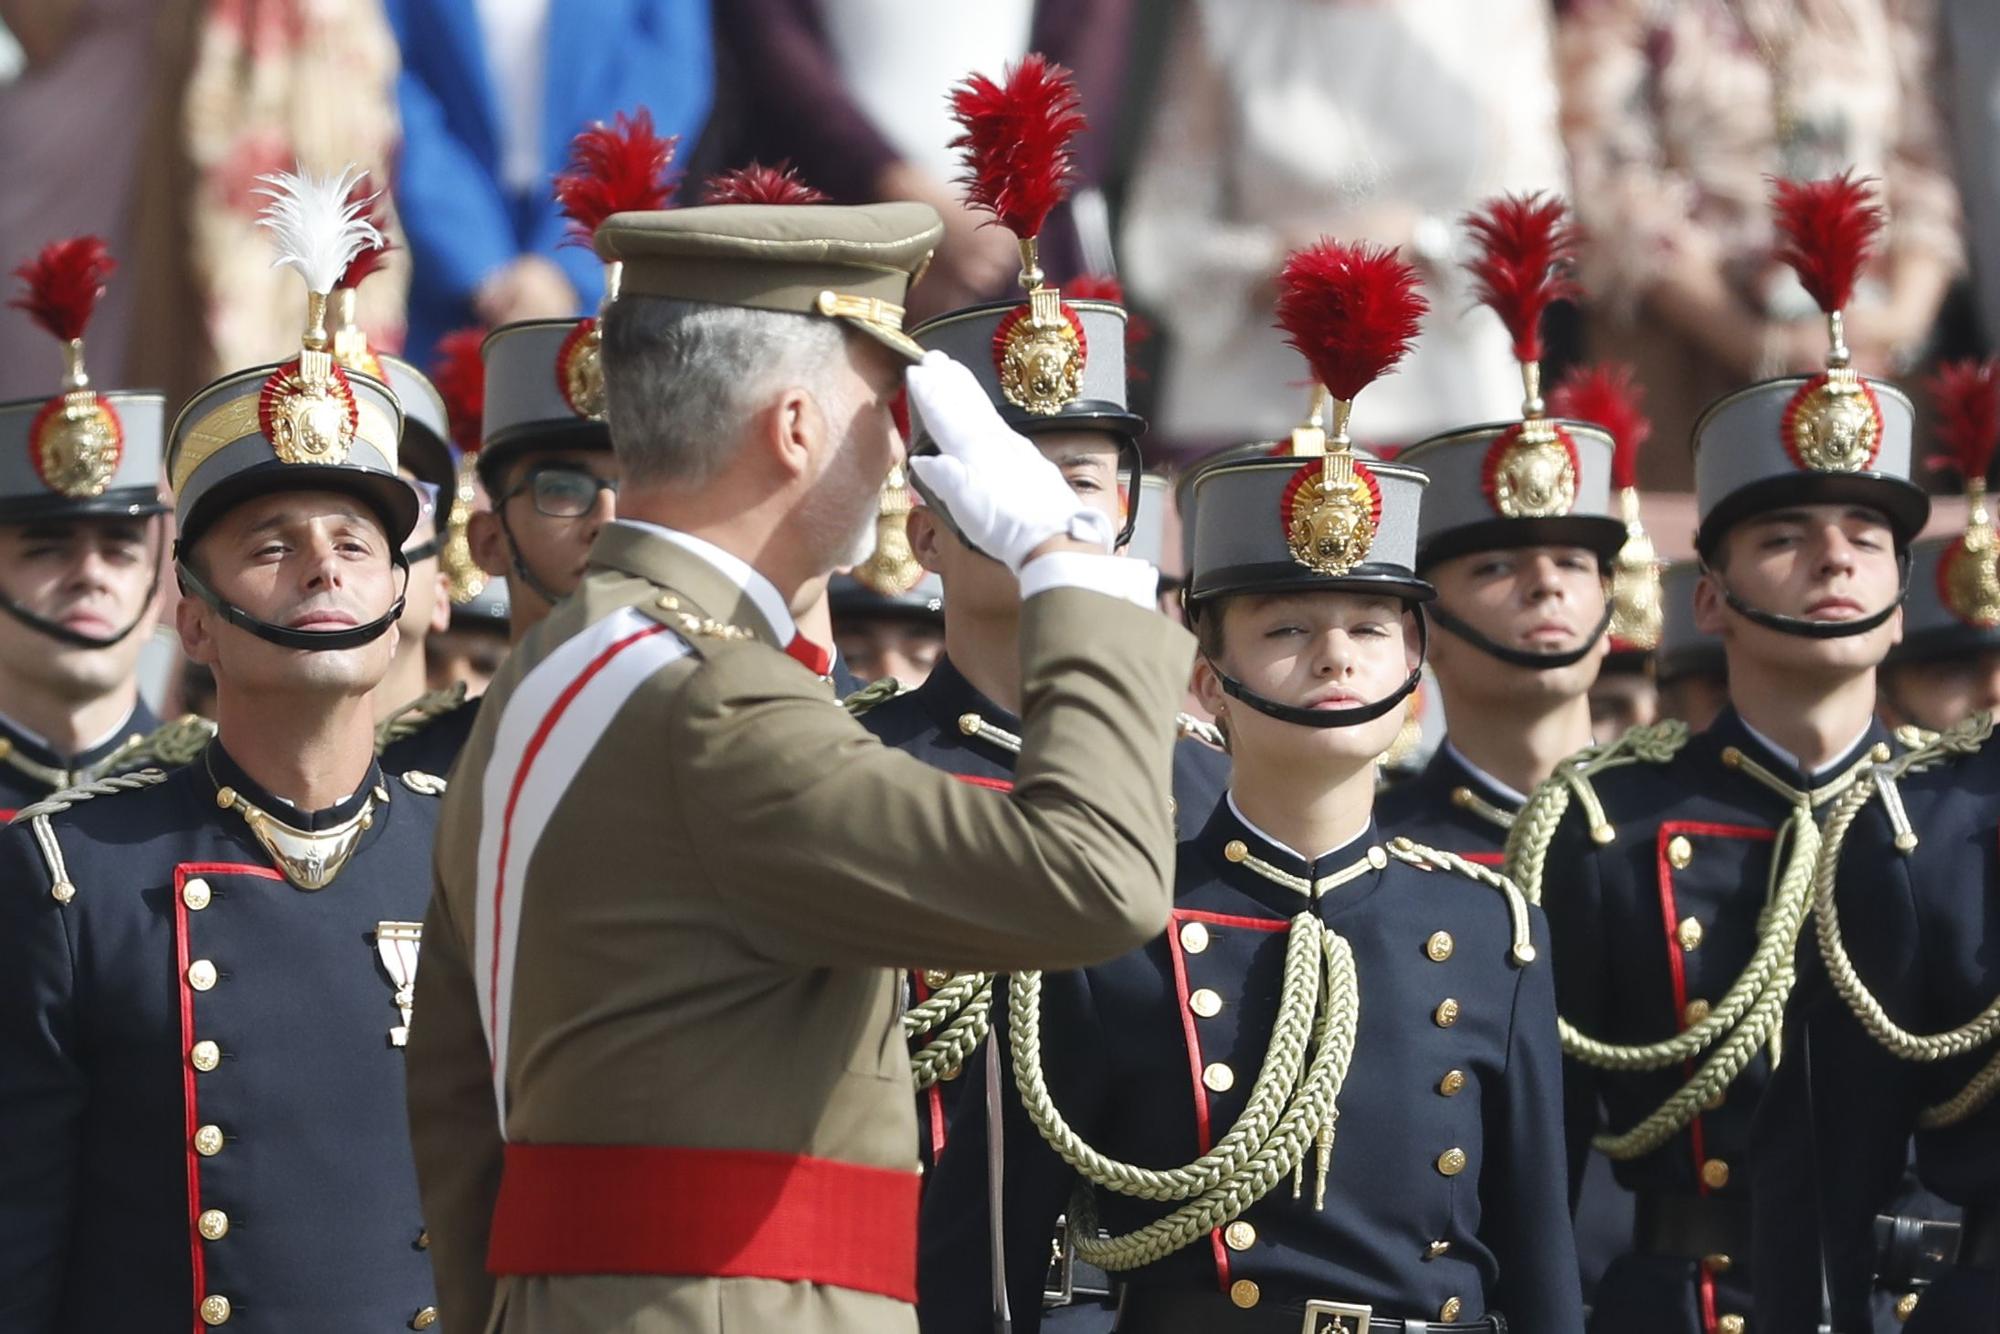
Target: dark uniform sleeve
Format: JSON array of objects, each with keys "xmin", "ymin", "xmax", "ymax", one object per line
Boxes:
[
  {"xmin": 0, "ymin": 828, "xmax": 85, "ymax": 1324},
  {"xmin": 1526, "ymin": 802, "xmax": 1612, "ymax": 1203},
  {"xmin": 1479, "ymin": 905, "xmax": 1587, "ymax": 1332},
  {"xmin": 919, "ymin": 967, "xmax": 1112, "ymax": 1334},
  {"xmin": 406, "ymin": 856, "xmax": 508, "ymax": 1333},
  {"xmin": 1752, "ymin": 803, "xmax": 1924, "ymax": 1334},
  {"xmin": 678, "ymin": 591, "xmax": 1195, "ymax": 973}
]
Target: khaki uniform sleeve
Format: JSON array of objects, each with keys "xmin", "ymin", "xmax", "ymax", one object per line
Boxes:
[
  {"xmin": 406, "ymin": 851, "xmax": 505, "ymax": 1332},
  {"xmin": 676, "ymin": 588, "xmax": 1195, "ymax": 973}
]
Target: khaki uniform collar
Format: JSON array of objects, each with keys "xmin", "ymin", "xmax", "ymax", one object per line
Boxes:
[{"xmin": 588, "ymin": 522, "xmax": 792, "ymax": 653}]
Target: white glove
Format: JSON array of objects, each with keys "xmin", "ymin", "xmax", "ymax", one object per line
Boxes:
[{"xmin": 904, "ymin": 351, "xmax": 1114, "ymax": 572}]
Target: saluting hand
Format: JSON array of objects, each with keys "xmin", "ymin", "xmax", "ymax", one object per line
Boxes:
[{"xmin": 904, "ymin": 351, "xmax": 1115, "ymax": 571}]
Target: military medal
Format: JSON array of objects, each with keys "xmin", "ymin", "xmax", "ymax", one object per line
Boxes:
[
  {"xmin": 12, "ymin": 237, "xmax": 125, "ymax": 499},
  {"xmin": 375, "ymin": 920, "xmax": 423, "ymax": 1047},
  {"xmin": 948, "ymin": 54, "xmax": 1091, "ymax": 416},
  {"xmin": 1269, "ymin": 240, "xmax": 1426, "ymax": 577},
  {"xmin": 550, "ymin": 108, "xmax": 680, "ymax": 424}
]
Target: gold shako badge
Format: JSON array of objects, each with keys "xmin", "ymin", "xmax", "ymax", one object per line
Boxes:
[{"xmin": 11, "ymin": 236, "xmax": 125, "ymax": 498}]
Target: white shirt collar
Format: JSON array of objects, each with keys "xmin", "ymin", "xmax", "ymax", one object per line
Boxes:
[
  {"xmin": 1736, "ymin": 715, "xmax": 1873, "ymax": 781},
  {"xmin": 1441, "ymin": 741, "xmax": 1529, "ymax": 807},
  {"xmin": 1226, "ymin": 790, "xmax": 1369, "ymax": 865},
  {"xmin": 616, "ymin": 520, "xmax": 800, "ymax": 644}
]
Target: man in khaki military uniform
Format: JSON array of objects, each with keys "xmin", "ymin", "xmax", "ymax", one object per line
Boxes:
[{"xmin": 406, "ymin": 200, "xmax": 1197, "ymax": 1334}]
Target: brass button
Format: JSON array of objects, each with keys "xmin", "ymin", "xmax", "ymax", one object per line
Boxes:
[
  {"xmin": 1229, "ymin": 1279, "xmax": 1260, "ymax": 1309},
  {"xmin": 1435, "ymin": 998, "xmax": 1461, "ymax": 1028},
  {"xmin": 1704, "ymin": 1253, "xmax": 1733, "ymax": 1275},
  {"xmin": 921, "ymin": 969, "xmax": 949, "ymax": 990},
  {"xmin": 1202, "ymin": 1062, "xmax": 1235, "ymax": 1093},
  {"xmin": 1678, "ymin": 916, "xmax": 1704, "ymax": 952},
  {"xmin": 1188, "ymin": 988, "xmax": 1222, "ymax": 1018},
  {"xmin": 187, "ymin": 959, "xmax": 218, "ymax": 992},
  {"xmin": 1223, "ymin": 839, "xmax": 1248, "ymax": 863},
  {"xmin": 193, "ymin": 1124, "xmax": 224, "ymax": 1156},
  {"xmin": 1440, "ymin": 1296, "xmax": 1463, "ymax": 1322},
  {"xmin": 1437, "ymin": 1147, "xmax": 1468, "ymax": 1177},
  {"xmin": 1684, "ymin": 998, "xmax": 1712, "ymax": 1027},
  {"xmin": 183, "ymin": 878, "xmax": 212, "ymax": 911},
  {"xmin": 1717, "ymin": 1317, "xmax": 1745, "ymax": 1334},
  {"xmin": 1667, "ymin": 835, "xmax": 1693, "ymax": 869},
  {"xmin": 956, "ymin": 713, "xmax": 980, "ymax": 736},
  {"xmin": 1426, "ymin": 1239, "xmax": 1452, "ymax": 1260},
  {"xmin": 416, "ymin": 1229, "xmax": 430, "ymax": 1250},
  {"xmin": 1438, "ymin": 1069, "xmax": 1467, "ymax": 1097},
  {"xmin": 1871, "ymin": 742, "xmax": 1892, "ymax": 763},
  {"xmin": 1702, "ymin": 1158, "xmax": 1731, "ymax": 1189},
  {"xmin": 1895, "ymin": 1292, "xmax": 1919, "ymax": 1322},
  {"xmin": 199, "ymin": 1294, "xmax": 231, "ymax": 1325},
  {"xmin": 1426, "ymin": 931, "xmax": 1454, "ymax": 962},
  {"xmin": 1179, "ymin": 921, "xmax": 1210, "ymax": 954},
  {"xmin": 190, "ymin": 1041, "xmax": 221, "ymax": 1072},
  {"xmin": 1450, "ymin": 786, "xmax": 1473, "ymax": 808},
  {"xmin": 197, "ymin": 1209, "xmax": 230, "ymax": 1240},
  {"xmin": 1367, "ymin": 845, "xmax": 1388, "ymax": 869},
  {"xmin": 50, "ymin": 881, "xmax": 74, "ymax": 904},
  {"xmin": 214, "ymin": 785, "xmax": 235, "ymax": 808},
  {"xmin": 411, "ymin": 1308, "xmax": 439, "ymax": 1331},
  {"xmin": 1223, "ymin": 1220, "xmax": 1256, "ymax": 1251}
]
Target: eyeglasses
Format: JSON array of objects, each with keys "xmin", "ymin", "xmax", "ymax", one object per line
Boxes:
[{"xmin": 506, "ymin": 466, "xmax": 620, "ymax": 519}]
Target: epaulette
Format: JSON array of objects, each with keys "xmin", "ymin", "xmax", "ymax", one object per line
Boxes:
[
  {"xmin": 1386, "ymin": 836, "xmax": 1537, "ymax": 966},
  {"xmin": 92, "ymin": 714, "xmax": 216, "ymax": 777},
  {"xmin": 1893, "ymin": 722, "xmax": 1940, "ymax": 753},
  {"xmin": 399, "ymin": 770, "xmax": 448, "ymax": 797},
  {"xmin": 13, "ymin": 769, "xmax": 172, "ymax": 905},
  {"xmin": 843, "ymin": 676, "xmax": 906, "ymax": 717},
  {"xmin": 1175, "ymin": 711, "xmax": 1225, "ymax": 750},
  {"xmin": 1506, "ymin": 719, "xmax": 1692, "ymax": 879},
  {"xmin": 375, "ymin": 683, "xmax": 468, "ymax": 751}
]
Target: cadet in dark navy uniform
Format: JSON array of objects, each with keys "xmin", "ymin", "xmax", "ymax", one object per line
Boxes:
[
  {"xmin": 0, "ymin": 168, "xmax": 442, "ymax": 1331},
  {"xmin": 1747, "ymin": 358, "xmax": 2000, "ymax": 1332},
  {"xmin": 0, "ymin": 234, "xmax": 213, "ymax": 816},
  {"xmin": 920, "ymin": 241, "xmax": 1580, "ymax": 1334},
  {"xmin": 1506, "ymin": 172, "xmax": 1933, "ymax": 1334}
]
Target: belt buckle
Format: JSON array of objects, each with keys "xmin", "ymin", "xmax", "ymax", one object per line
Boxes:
[{"xmin": 1302, "ymin": 1299, "xmax": 1373, "ymax": 1334}]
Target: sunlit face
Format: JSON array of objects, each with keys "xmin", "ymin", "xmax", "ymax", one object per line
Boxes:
[
  {"xmin": 177, "ymin": 490, "xmax": 401, "ymax": 697},
  {"xmin": 1192, "ymin": 589, "xmax": 1421, "ymax": 776},
  {"xmin": 1697, "ymin": 504, "xmax": 1903, "ymax": 679},
  {"xmin": 395, "ymin": 470, "xmax": 451, "ymax": 649},
  {"xmin": 796, "ymin": 337, "xmax": 908, "ymax": 575},
  {"xmin": 1425, "ymin": 544, "xmax": 1609, "ymax": 704},
  {"xmin": 1881, "ymin": 648, "xmax": 2000, "ymax": 733},
  {"xmin": 0, "ymin": 515, "xmax": 160, "ymax": 699},
  {"xmin": 910, "ymin": 430, "xmax": 1127, "ymax": 619}
]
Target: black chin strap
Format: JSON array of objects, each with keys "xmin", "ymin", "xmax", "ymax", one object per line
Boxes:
[
  {"xmin": 0, "ymin": 522, "xmax": 168, "ymax": 650},
  {"xmin": 1211, "ymin": 610, "xmax": 1430, "ymax": 730},
  {"xmin": 176, "ymin": 552, "xmax": 410, "ymax": 652},
  {"xmin": 1700, "ymin": 550, "xmax": 1910, "ymax": 641},
  {"xmin": 1428, "ymin": 600, "xmax": 1615, "ymax": 671},
  {"xmin": 497, "ymin": 507, "xmax": 564, "ymax": 610},
  {"xmin": 403, "ymin": 536, "xmax": 441, "ymax": 566}
]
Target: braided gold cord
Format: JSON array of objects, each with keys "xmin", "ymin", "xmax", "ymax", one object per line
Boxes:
[
  {"xmin": 1810, "ymin": 717, "xmax": 2000, "ymax": 1127},
  {"xmin": 910, "ymin": 985, "xmax": 992, "ymax": 1091}
]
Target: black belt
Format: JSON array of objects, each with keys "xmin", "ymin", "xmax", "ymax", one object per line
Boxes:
[
  {"xmin": 1117, "ymin": 1285, "xmax": 1506, "ymax": 1334},
  {"xmin": 1633, "ymin": 1194, "xmax": 1752, "ymax": 1265},
  {"xmin": 1961, "ymin": 1203, "xmax": 2000, "ymax": 1272},
  {"xmin": 1872, "ymin": 1212, "xmax": 1961, "ymax": 1287}
]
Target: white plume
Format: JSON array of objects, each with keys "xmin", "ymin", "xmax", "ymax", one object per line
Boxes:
[{"xmin": 254, "ymin": 165, "xmax": 383, "ymax": 296}]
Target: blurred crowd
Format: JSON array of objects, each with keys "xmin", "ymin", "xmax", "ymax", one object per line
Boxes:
[{"xmin": 0, "ymin": 0, "xmax": 1996, "ymax": 707}]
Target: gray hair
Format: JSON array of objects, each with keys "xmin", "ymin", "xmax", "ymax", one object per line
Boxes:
[{"xmin": 601, "ymin": 296, "xmax": 849, "ymax": 487}]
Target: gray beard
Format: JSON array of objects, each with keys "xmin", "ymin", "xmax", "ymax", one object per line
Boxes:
[{"xmin": 838, "ymin": 506, "xmax": 878, "ymax": 571}]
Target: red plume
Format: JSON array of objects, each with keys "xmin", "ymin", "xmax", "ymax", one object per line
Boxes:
[
  {"xmin": 1462, "ymin": 193, "xmax": 1579, "ymax": 364},
  {"xmin": 430, "ymin": 327, "xmax": 487, "ymax": 454},
  {"xmin": 9, "ymin": 236, "xmax": 116, "ymax": 343},
  {"xmin": 1926, "ymin": 357, "xmax": 2000, "ymax": 485},
  {"xmin": 1275, "ymin": 241, "xmax": 1428, "ymax": 403},
  {"xmin": 1550, "ymin": 362, "xmax": 1651, "ymax": 491},
  {"xmin": 1770, "ymin": 171, "xmax": 1882, "ymax": 314},
  {"xmin": 337, "ymin": 173, "xmax": 395, "ymax": 291},
  {"xmin": 948, "ymin": 53, "xmax": 1086, "ymax": 239},
  {"xmin": 700, "ymin": 161, "xmax": 828, "ymax": 206},
  {"xmin": 553, "ymin": 108, "xmax": 680, "ymax": 246}
]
